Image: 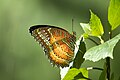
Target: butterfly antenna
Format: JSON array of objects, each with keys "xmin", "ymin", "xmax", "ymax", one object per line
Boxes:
[
  {"xmin": 71, "ymin": 19, "xmax": 76, "ymax": 36},
  {"xmin": 72, "ymin": 19, "xmax": 74, "ymax": 32}
]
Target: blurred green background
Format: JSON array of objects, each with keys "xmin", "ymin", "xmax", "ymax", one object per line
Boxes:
[{"xmin": 0, "ymin": 0, "xmax": 120, "ymax": 80}]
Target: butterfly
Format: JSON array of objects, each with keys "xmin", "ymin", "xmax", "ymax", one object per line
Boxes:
[{"xmin": 29, "ymin": 25, "xmax": 76, "ymax": 68}]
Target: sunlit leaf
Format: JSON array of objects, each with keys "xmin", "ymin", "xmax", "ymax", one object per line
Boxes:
[
  {"xmin": 80, "ymin": 11, "xmax": 104, "ymax": 37},
  {"xmin": 89, "ymin": 10, "xmax": 104, "ymax": 37},
  {"xmin": 63, "ymin": 68, "xmax": 88, "ymax": 80},
  {"xmin": 80, "ymin": 23, "xmax": 91, "ymax": 35},
  {"xmin": 83, "ymin": 33, "xmax": 89, "ymax": 38},
  {"xmin": 80, "ymin": 23, "xmax": 90, "ymax": 38},
  {"xmin": 83, "ymin": 33, "xmax": 120, "ymax": 62},
  {"xmin": 108, "ymin": 0, "xmax": 120, "ymax": 30}
]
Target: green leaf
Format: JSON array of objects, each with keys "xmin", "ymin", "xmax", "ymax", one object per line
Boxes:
[
  {"xmin": 80, "ymin": 11, "xmax": 104, "ymax": 37},
  {"xmin": 89, "ymin": 10, "xmax": 104, "ymax": 37},
  {"xmin": 72, "ymin": 37, "xmax": 86, "ymax": 69},
  {"xmin": 80, "ymin": 23, "xmax": 90, "ymax": 38},
  {"xmin": 83, "ymin": 33, "xmax": 120, "ymax": 62},
  {"xmin": 108, "ymin": 0, "xmax": 120, "ymax": 30},
  {"xmin": 99, "ymin": 63, "xmax": 106, "ymax": 80},
  {"xmin": 80, "ymin": 23, "xmax": 91, "ymax": 35},
  {"xmin": 111, "ymin": 73, "xmax": 114, "ymax": 80},
  {"xmin": 63, "ymin": 68, "xmax": 88, "ymax": 80},
  {"xmin": 83, "ymin": 33, "xmax": 89, "ymax": 38},
  {"xmin": 99, "ymin": 70, "xmax": 106, "ymax": 80}
]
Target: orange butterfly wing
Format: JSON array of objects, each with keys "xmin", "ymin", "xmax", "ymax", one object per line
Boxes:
[{"xmin": 29, "ymin": 25, "xmax": 76, "ymax": 67}]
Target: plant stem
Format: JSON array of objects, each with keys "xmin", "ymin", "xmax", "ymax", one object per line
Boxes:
[
  {"xmin": 106, "ymin": 57, "xmax": 110, "ymax": 80},
  {"xmin": 106, "ymin": 31, "xmax": 112, "ymax": 80}
]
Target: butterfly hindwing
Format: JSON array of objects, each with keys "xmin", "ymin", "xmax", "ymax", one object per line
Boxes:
[{"xmin": 29, "ymin": 25, "xmax": 76, "ymax": 67}]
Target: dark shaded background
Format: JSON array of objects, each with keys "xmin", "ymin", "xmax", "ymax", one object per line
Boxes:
[{"xmin": 0, "ymin": 0, "xmax": 120, "ymax": 80}]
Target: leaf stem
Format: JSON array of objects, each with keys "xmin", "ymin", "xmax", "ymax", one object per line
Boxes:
[
  {"xmin": 87, "ymin": 67, "xmax": 103, "ymax": 71},
  {"xmin": 93, "ymin": 67, "xmax": 103, "ymax": 71},
  {"xmin": 98, "ymin": 36, "xmax": 104, "ymax": 44}
]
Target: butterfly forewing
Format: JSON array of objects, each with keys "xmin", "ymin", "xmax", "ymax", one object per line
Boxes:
[{"xmin": 29, "ymin": 25, "xmax": 76, "ymax": 67}]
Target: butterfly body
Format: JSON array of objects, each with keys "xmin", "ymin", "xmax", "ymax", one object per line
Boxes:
[{"xmin": 29, "ymin": 25, "xmax": 76, "ymax": 67}]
